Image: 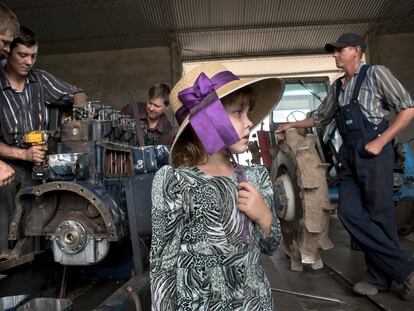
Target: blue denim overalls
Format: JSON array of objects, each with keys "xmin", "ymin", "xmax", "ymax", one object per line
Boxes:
[{"xmin": 335, "ymin": 65, "xmax": 414, "ymax": 289}]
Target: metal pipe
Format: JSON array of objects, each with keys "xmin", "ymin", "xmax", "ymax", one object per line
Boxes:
[
  {"xmin": 271, "ymin": 287, "xmax": 343, "ymax": 304},
  {"xmin": 126, "ymin": 286, "xmax": 142, "ymax": 311}
]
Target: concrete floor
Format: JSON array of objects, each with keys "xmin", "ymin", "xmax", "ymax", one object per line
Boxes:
[
  {"xmin": 2, "ymin": 214, "xmax": 412, "ymax": 310},
  {"xmin": 264, "ymin": 215, "xmax": 414, "ymax": 311}
]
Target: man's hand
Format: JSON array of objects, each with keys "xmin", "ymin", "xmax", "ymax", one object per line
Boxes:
[
  {"xmin": 237, "ymin": 181, "xmax": 272, "ymax": 235},
  {"xmin": 74, "ymin": 92, "xmax": 88, "ymax": 106},
  {"xmin": 25, "ymin": 145, "xmax": 47, "ymax": 163},
  {"xmin": 364, "ymin": 138, "xmax": 385, "ymax": 156},
  {"xmin": 0, "ymin": 160, "xmax": 15, "ymax": 186},
  {"xmin": 275, "ymin": 123, "xmax": 292, "ymax": 140}
]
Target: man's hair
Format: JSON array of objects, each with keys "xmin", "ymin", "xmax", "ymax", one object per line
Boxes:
[
  {"xmin": 171, "ymin": 86, "xmax": 254, "ymax": 168},
  {"xmin": 148, "ymin": 83, "xmax": 171, "ymax": 106},
  {"xmin": 10, "ymin": 26, "xmax": 38, "ymax": 51},
  {"xmin": 0, "ymin": 2, "xmax": 19, "ymax": 37}
]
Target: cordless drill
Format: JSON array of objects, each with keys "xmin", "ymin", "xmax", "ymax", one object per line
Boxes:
[{"xmin": 22, "ymin": 130, "xmax": 50, "ymax": 179}]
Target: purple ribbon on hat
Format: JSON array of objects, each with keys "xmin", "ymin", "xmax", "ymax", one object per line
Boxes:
[{"xmin": 177, "ymin": 71, "xmax": 241, "ymax": 155}]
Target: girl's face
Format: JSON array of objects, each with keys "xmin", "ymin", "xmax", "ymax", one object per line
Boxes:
[{"xmin": 225, "ymin": 99, "xmax": 253, "ymax": 154}]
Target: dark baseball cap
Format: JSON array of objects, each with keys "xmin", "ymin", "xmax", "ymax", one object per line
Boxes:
[{"xmin": 325, "ymin": 33, "xmax": 366, "ymax": 52}]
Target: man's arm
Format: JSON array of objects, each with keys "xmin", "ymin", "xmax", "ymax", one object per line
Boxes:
[
  {"xmin": 365, "ymin": 108, "xmax": 414, "ymax": 155},
  {"xmin": 38, "ymin": 70, "xmax": 86, "ymax": 106},
  {"xmin": 366, "ymin": 66, "xmax": 414, "ymax": 155},
  {"xmin": 275, "ymin": 117, "xmax": 315, "ymax": 140},
  {"xmin": 0, "ymin": 142, "xmax": 46, "ymax": 163},
  {"xmin": 275, "ymin": 83, "xmax": 336, "ymax": 140},
  {"xmin": 0, "ymin": 160, "xmax": 15, "ymax": 186}
]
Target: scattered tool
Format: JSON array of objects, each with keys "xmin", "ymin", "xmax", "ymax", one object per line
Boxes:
[{"xmin": 271, "ymin": 287, "xmax": 344, "ymax": 304}]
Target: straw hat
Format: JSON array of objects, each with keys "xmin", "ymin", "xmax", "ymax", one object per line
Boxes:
[{"xmin": 170, "ymin": 63, "xmax": 285, "ymax": 154}]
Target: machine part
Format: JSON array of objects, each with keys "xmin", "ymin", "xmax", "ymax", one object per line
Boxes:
[
  {"xmin": 85, "ymin": 203, "xmax": 100, "ymax": 218},
  {"xmin": 52, "ymin": 235, "xmax": 109, "ymax": 265},
  {"xmin": 126, "ymin": 286, "xmax": 143, "ymax": 311},
  {"xmin": 16, "ymin": 298, "xmax": 73, "ymax": 311},
  {"xmin": 10, "ymin": 181, "xmax": 126, "ymax": 242},
  {"xmin": 0, "ymin": 238, "xmax": 42, "ymax": 272},
  {"xmin": 270, "ymin": 128, "xmax": 334, "ymax": 271},
  {"xmin": 125, "ymin": 175, "xmax": 154, "ymax": 274},
  {"xmin": 395, "ymin": 200, "xmax": 414, "ymax": 235},
  {"xmin": 257, "ymin": 130, "xmax": 272, "ymax": 169},
  {"xmin": 59, "ymin": 266, "xmax": 68, "ymax": 299},
  {"xmin": 274, "ymin": 174, "xmax": 295, "ymax": 221},
  {"xmin": 247, "ymin": 140, "xmax": 261, "ymax": 165},
  {"xmin": 93, "ymin": 272, "xmax": 150, "ymax": 311},
  {"xmin": 271, "ymin": 287, "xmax": 343, "ymax": 304},
  {"xmin": 46, "ymin": 153, "xmax": 89, "ymax": 180},
  {"xmin": 132, "ymin": 146, "xmax": 158, "ymax": 174},
  {"xmin": 5, "ymin": 101, "xmax": 159, "ymax": 270},
  {"xmin": 0, "ymin": 295, "xmax": 29, "ymax": 310},
  {"xmin": 54, "ymin": 220, "xmax": 87, "ymax": 254},
  {"xmin": 9, "ymin": 181, "xmax": 125, "ymax": 265}
]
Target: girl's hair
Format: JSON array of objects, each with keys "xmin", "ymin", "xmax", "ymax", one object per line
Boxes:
[{"xmin": 171, "ymin": 86, "xmax": 254, "ymax": 168}]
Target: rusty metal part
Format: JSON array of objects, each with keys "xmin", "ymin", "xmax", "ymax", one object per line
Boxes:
[
  {"xmin": 257, "ymin": 130, "xmax": 272, "ymax": 169},
  {"xmin": 9, "ymin": 181, "xmax": 124, "ymax": 242},
  {"xmin": 247, "ymin": 140, "xmax": 261, "ymax": 165},
  {"xmin": 271, "ymin": 128, "xmax": 334, "ymax": 271},
  {"xmin": 0, "ymin": 238, "xmax": 43, "ymax": 272}
]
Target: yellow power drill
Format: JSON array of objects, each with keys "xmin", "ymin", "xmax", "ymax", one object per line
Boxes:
[
  {"xmin": 23, "ymin": 130, "xmax": 49, "ymax": 147},
  {"xmin": 22, "ymin": 130, "xmax": 50, "ymax": 179}
]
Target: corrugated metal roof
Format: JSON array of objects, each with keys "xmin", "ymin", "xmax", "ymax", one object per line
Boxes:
[
  {"xmin": 4, "ymin": 0, "xmax": 414, "ymax": 59},
  {"xmin": 183, "ymin": 54, "xmax": 348, "ymax": 81}
]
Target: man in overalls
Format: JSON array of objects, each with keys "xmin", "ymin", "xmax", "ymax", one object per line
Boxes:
[{"xmin": 276, "ymin": 33, "xmax": 414, "ymax": 301}]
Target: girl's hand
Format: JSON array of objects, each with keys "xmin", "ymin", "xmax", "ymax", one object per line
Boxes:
[{"xmin": 237, "ymin": 181, "xmax": 272, "ymax": 235}]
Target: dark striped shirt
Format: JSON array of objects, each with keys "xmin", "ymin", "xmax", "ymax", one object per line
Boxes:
[
  {"xmin": 313, "ymin": 63, "xmax": 414, "ymax": 127},
  {"xmin": 0, "ymin": 68, "xmax": 83, "ymax": 144}
]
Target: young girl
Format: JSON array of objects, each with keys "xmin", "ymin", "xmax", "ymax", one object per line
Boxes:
[{"xmin": 150, "ymin": 63, "xmax": 284, "ymax": 310}]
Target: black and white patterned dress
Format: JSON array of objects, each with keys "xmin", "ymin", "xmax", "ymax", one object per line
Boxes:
[{"xmin": 150, "ymin": 164, "xmax": 281, "ymax": 311}]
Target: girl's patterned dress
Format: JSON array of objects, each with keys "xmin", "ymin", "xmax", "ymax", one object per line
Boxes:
[{"xmin": 150, "ymin": 164, "xmax": 281, "ymax": 310}]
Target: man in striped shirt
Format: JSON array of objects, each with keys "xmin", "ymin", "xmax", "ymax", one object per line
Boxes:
[
  {"xmin": 0, "ymin": 1, "xmax": 20, "ymax": 187},
  {"xmin": 276, "ymin": 33, "xmax": 414, "ymax": 301},
  {"xmin": 0, "ymin": 26, "xmax": 87, "ymax": 250}
]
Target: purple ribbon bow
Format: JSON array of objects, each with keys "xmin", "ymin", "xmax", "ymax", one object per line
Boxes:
[{"xmin": 177, "ymin": 71, "xmax": 241, "ymax": 155}]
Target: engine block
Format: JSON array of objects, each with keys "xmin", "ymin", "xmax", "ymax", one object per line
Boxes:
[{"xmin": 8, "ymin": 102, "xmax": 169, "ymax": 266}]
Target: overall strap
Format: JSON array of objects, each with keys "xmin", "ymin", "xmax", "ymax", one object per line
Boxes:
[
  {"xmin": 335, "ymin": 64, "xmax": 370, "ymax": 108},
  {"xmin": 351, "ymin": 64, "xmax": 370, "ymax": 101}
]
